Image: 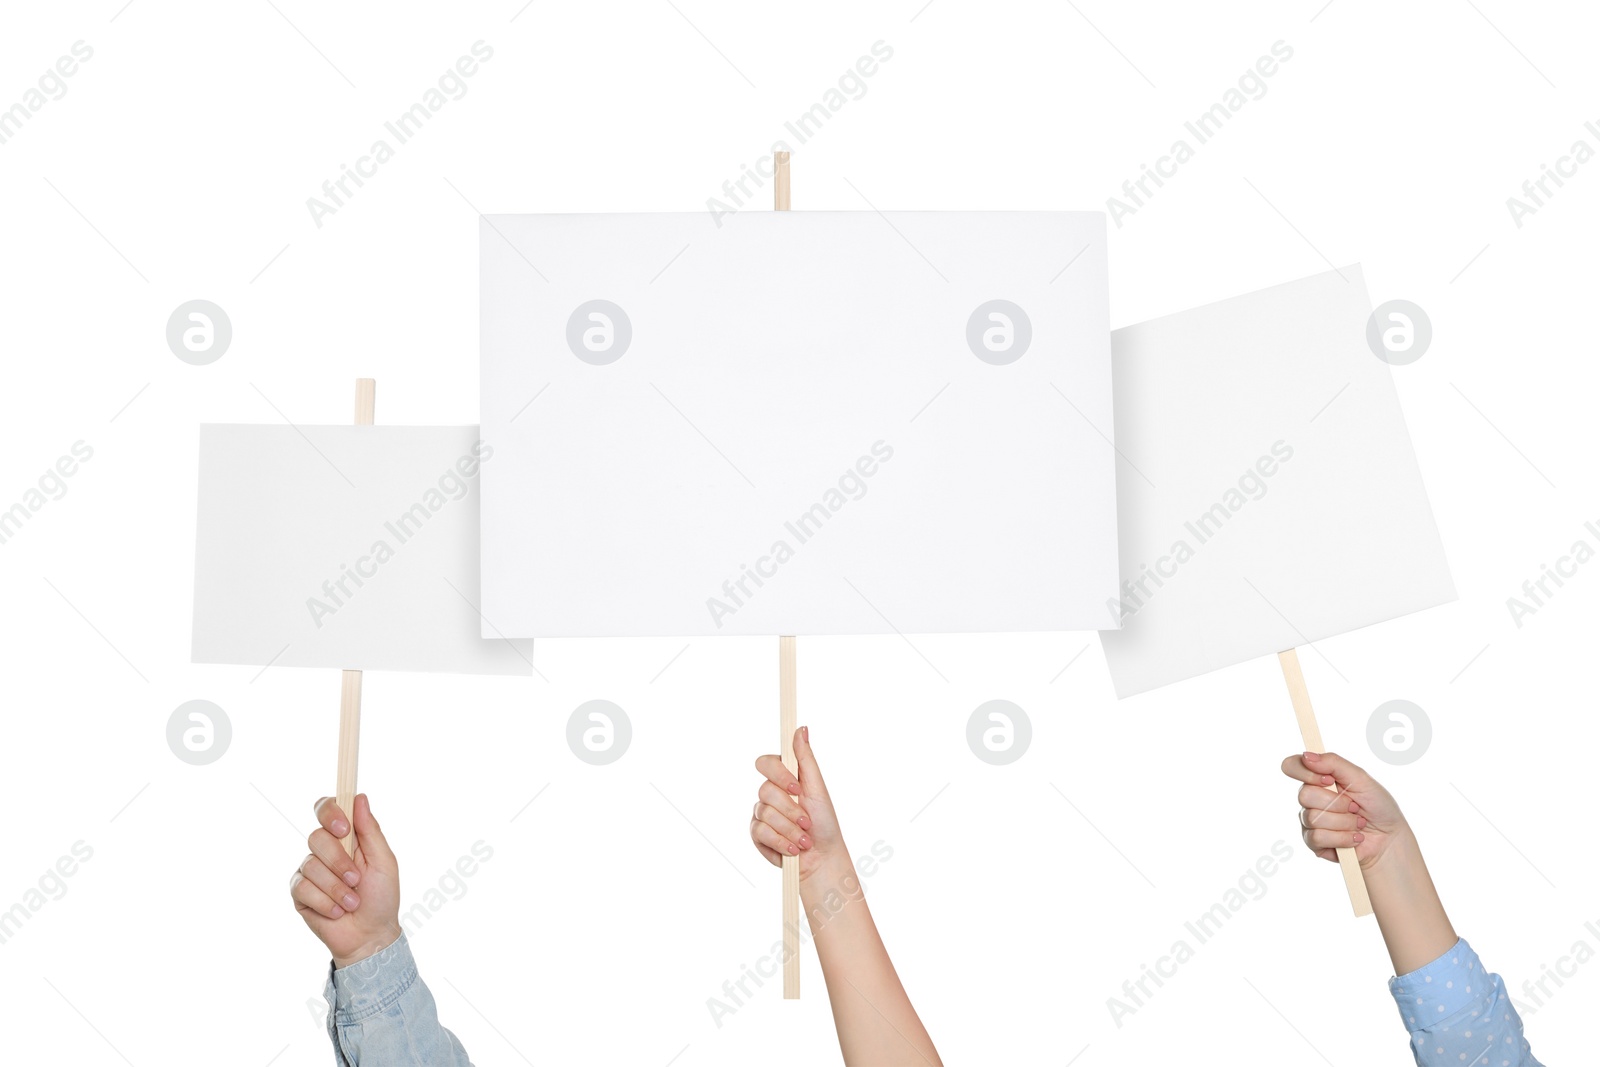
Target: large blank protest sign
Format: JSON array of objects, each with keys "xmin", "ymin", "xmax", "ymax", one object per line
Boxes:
[
  {"xmin": 1099, "ymin": 266, "xmax": 1454, "ymax": 697},
  {"xmin": 479, "ymin": 211, "xmax": 1118, "ymax": 637},
  {"xmin": 192, "ymin": 424, "xmax": 533, "ymax": 675},
  {"xmin": 1098, "ymin": 266, "xmax": 1455, "ymax": 917}
]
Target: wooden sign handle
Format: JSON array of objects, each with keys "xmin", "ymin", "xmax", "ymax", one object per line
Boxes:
[
  {"xmin": 779, "ymin": 636, "xmax": 800, "ymax": 999},
  {"xmin": 774, "ymin": 149, "xmax": 800, "ymax": 999},
  {"xmin": 336, "ymin": 378, "xmax": 376, "ymax": 855},
  {"xmin": 1278, "ymin": 649, "xmax": 1372, "ymax": 917}
]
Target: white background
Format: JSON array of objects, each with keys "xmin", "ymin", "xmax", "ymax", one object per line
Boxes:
[{"xmin": 0, "ymin": 2, "xmax": 1595, "ymax": 1065}]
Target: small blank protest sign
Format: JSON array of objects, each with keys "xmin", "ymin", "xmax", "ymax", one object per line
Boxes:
[
  {"xmin": 192, "ymin": 425, "xmax": 532, "ymax": 675},
  {"xmin": 479, "ymin": 211, "xmax": 1118, "ymax": 637},
  {"xmin": 1099, "ymin": 266, "xmax": 1455, "ymax": 697}
]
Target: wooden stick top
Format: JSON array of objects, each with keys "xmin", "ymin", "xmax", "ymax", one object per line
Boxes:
[
  {"xmin": 354, "ymin": 379, "xmax": 376, "ymax": 426},
  {"xmin": 774, "ymin": 152, "xmax": 791, "ymax": 211}
]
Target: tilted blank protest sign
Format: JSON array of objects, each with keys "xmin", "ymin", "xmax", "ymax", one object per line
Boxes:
[
  {"xmin": 193, "ymin": 390, "xmax": 533, "ymax": 851},
  {"xmin": 1099, "ymin": 266, "xmax": 1455, "ymax": 915},
  {"xmin": 479, "ymin": 165, "xmax": 1120, "ymax": 994}
]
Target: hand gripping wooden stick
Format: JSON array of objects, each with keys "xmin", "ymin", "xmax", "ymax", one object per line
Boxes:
[
  {"xmin": 336, "ymin": 378, "xmax": 376, "ymax": 855},
  {"xmin": 1278, "ymin": 649, "xmax": 1373, "ymax": 917}
]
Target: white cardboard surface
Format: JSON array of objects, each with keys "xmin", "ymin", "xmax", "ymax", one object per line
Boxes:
[
  {"xmin": 1099, "ymin": 267, "xmax": 1456, "ymax": 697},
  {"xmin": 192, "ymin": 425, "xmax": 533, "ymax": 675},
  {"xmin": 479, "ymin": 211, "xmax": 1119, "ymax": 637}
]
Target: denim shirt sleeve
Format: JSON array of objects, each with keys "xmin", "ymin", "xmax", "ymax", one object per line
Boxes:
[
  {"xmin": 322, "ymin": 934, "xmax": 474, "ymax": 1066},
  {"xmin": 1388, "ymin": 938, "xmax": 1541, "ymax": 1067}
]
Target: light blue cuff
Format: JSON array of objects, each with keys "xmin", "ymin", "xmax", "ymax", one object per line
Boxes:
[
  {"xmin": 320, "ymin": 933, "xmax": 474, "ymax": 1066},
  {"xmin": 1389, "ymin": 937, "xmax": 1486, "ymax": 1028},
  {"xmin": 1389, "ymin": 938, "xmax": 1541, "ymax": 1066},
  {"xmin": 324, "ymin": 933, "xmax": 415, "ymax": 1024}
]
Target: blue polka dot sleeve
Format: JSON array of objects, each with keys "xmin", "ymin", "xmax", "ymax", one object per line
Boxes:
[{"xmin": 1389, "ymin": 938, "xmax": 1541, "ymax": 1066}]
